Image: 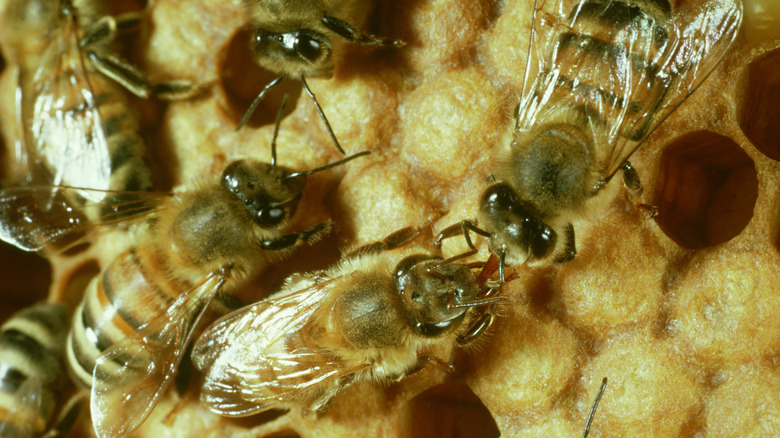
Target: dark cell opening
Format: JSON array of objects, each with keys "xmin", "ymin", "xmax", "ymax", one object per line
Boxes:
[
  {"xmin": 741, "ymin": 48, "xmax": 780, "ymax": 161},
  {"xmin": 219, "ymin": 29, "xmax": 301, "ymax": 129},
  {"xmin": 0, "ymin": 242, "xmax": 51, "ymax": 323},
  {"xmin": 653, "ymin": 131, "xmax": 758, "ymax": 249},
  {"xmin": 409, "ymin": 380, "xmax": 500, "ymax": 438}
]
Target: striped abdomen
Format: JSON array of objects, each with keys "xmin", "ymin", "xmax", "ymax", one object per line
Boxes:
[
  {"xmin": 66, "ymin": 246, "xmax": 192, "ymax": 390},
  {"xmin": 549, "ymin": 0, "xmax": 671, "ymax": 140},
  {"xmin": 0, "ymin": 302, "xmax": 68, "ymax": 436}
]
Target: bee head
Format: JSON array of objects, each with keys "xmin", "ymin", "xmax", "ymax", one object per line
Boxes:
[
  {"xmin": 252, "ymin": 27, "xmax": 333, "ymax": 75},
  {"xmin": 393, "ymin": 255, "xmax": 479, "ymax": 338},
  {"xmin": 221, "ymin": 159, "xmax": 305, "ymax": 229},
  {"xmin": 480, "ymin": 182, "xmax": 557, "ymax": 263}
]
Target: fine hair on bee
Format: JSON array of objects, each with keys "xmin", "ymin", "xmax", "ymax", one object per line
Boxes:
[
  {"xmin": 0, "ymin": 0, "xmax": 200, "ymax": 201},
  {"xmin": 0, "ymin": 92, "xmax": 370, "ymax": 437},
  {"xmin": 236, "ymin": 0, "xmax": 406, "ymax": 155},
  {"xmin": 0, "ymin": 302, "xmax": 68, "ymax": 437},
  {"xmin": 191, "ymin": 226, "xmax": 505, "ymax": 418},
  {"xmin": 435, "ymin": 0, "xmax": 743, "ymax": 275}
]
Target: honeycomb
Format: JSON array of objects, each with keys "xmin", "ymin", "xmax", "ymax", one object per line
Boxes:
[{"xmin": 0, "ymin": 0, "xmax": 779, "ymax": 437}]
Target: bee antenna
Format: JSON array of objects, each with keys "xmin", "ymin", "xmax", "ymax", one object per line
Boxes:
[
  {"xmin": 285, "ymin": 150, "xmax": 370, "ymax": 180},
  {"xmin": 270, "ymin": 94, "xmax": 290, "ymax": 168},
  {"xmin": 236, "ymin": 73, "xmax": 287, "ymax": 132}
]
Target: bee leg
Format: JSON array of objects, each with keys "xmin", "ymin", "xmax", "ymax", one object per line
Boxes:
[
  {"xmin": 81, "ymin": 16, "xmax": 200, "ymax": 100},
  {"xmin": 345, "ymin": 226, "xmax": 422, "ymax": 259},
  {"xmin": 553, "ymin": 224, "xmax": 577, "ymax": 263},
  {"xmin": 457, "ymin": 307, "xmax": 495, "ymax": 345},
  {"xmin": 434, "ymin": 220, "xmax": 490, "ymax": 250},
  {"xmin": 301, "ymin": 76, "xmax": 346, "ymax": 155},
  {"xmin": 303, "ymin": 375, "xmax": 354, "ymax": 417},
  {"xmin": 41, "ymin": 393, "xmax": 86, "ymax": 438},
  {"xmin": 408, "ymin": 355, "xmax": 456, "ymax": 376},
  {"xmin": 621, "ymin": 162, "xmax": 658, "ymax": 217},
  {"xmin": 321, "ymin": 16, "xmax": 405, "ymax": 47},
  {"xmin": 260, "ymin": 221, "xmax": 332, "ymax": 251}
]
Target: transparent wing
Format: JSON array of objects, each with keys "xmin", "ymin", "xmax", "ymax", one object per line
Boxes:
[
  {"xmin": 192, "ymin": 274, "xmax": 370, "ymax": 417},
  {"xmin": 0, "ymin": 186, "xmax": 169, "ymax": 252},
  {"xmin": 90, "ymin": 267, "xmax": 231, "ymax": 438},
  {"xmin": 516, "ymin": 0, "xmax": 742, "ymax": 179},
  {"xmin": 29, "ymin": 7, "xmax": 111, "ymax": 196}
]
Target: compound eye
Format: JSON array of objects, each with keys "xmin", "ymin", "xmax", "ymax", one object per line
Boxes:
[
  {"xmin": 483, "ymin": 183, "xmax": 516, "ymax": 212},
  {"xmin": 257, "ymin": 207, "xmax": 286, "ymax": 227},
  {"xmin": 295, "ymin": 33, "xmax": 323, "ymax": 61},
  {"xmin": 528, "ymin": 221, "xmax": 556, "ymax": 259},
  {"xmin": 254, "ymin": 29, "xmax": 274, "ymax": 52}
]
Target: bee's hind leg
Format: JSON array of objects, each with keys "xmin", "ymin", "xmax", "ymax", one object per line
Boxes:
[
  {"xmin": 81, "ymin": 14, "xmax": 202, "ymax": 100},
  {"xmin": 621, "ymin": 162, "xmax": 658, "ymax": 218}
]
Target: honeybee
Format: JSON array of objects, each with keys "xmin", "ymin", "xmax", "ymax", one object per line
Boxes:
[
  {"xmin": 438, "ymin": 0, "xmax": 742, "ymax": 273},
  {"xmin": 191, "ymin": 227, "xmax": 503, "ymax": 417},
  {"xmin": 0, "ymin": 110, "xmax": 368, "ymax": 436},
  {"xmin": 0, "ymin": 302, "xmax": 68, "ymax": 437},
  {"xmin": 0, "ymin": 0, "xmax": 194, "ymax": 197},
  {"xmin": 237, "ymin": 0, "xmax": 405, "ymax": 154}
]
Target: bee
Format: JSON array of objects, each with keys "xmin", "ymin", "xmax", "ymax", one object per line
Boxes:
[
  {"xmin": 0, "ymin": 100, "xmax": 368, "ymax": 436},
  {"xmin": 191, "ymin": 227, "xmax": 503, "ymax": 417},
  {"xmin": 0, "ymin": 302, "xmax": 68, "ymax": 437},
  {"xmin": 437, "ymin": 0, "xmax": 743, "ymax": 275},
  {"xmin": 1, "ymin": 0, "xmax": 195, "ymax": 198},
  {"xmin": 237, "ymin": 0, "xmax": 405, "ymax": 154}
]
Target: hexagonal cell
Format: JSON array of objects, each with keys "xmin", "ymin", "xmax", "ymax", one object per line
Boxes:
[
  {"xmin": 653, "ymin": 131, "xmax": 758, "ymax": 249},
  {"xmin": 409, "ymin": 381, "xmax": 499, "ymax": 437},
  {"xmin": 741, "ymin": 48, "xmax": 780, "ymax": 161},
  {"xmin": 219, "ymin": 29, "xmax": 301, "ymax": 129}
]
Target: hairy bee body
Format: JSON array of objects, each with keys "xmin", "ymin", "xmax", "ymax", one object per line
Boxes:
[
  {"xmin": 193, "ymin": 228, "xmax": 499, "ymax": 416},
  {"xmin": 464, "ymin": 0, "xmax": 742, "ymax": 267},
  {"xmin": 0, "ymin": 302, "xmax": 68, "ymax": 437},
  {"xmin": 66, "ymin": 159, "xmax": 314, "ymax": 390},
  {"xmin": 2, "ymin": 0, "xmax": 151, "ymax": 194}
]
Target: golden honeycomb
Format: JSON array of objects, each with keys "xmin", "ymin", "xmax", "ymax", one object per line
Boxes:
[{"xmin": 1, "ymin": 0, "xmax": 780, "ymax": 437}]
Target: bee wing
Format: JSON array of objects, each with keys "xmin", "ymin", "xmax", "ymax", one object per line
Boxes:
[
  {"xmin": 0, "ymin": 186, "xmax": 169, "ymax": 252},
  {"xmin": 0, "ymin": 378, "xmax": 45, "ymax": 438},
  {"xmin": 29, "ymin": 7, "xmax": 111, "ymax": 194},
  {"xmin": 90, "ymin": 267, "xmax": 231, "ymax": 438},
  {"xmin": 516, "ymin": 0, "xmax": 742, "ymax": 180},
  {"xmin": 192, "ymin": 274, "xmax": 370, "ymax": 417}
]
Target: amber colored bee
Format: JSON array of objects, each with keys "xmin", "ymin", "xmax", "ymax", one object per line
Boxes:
[
  {"xmin": 237, "ymin": 0, "xmax": 405, "ymax": 154},
  {"xmin": 0, "ymin": 302, "xmax": 68, "ymax": 437},
  {"xmin": 0, "ymin": 103, "xmax": 368, "ymax": 436},
  {"xmin": 0, "ymin": 0, "xmax": 195, "ymax": 198},
  {"xmin": 191, "ymin": 227, "xmax": 503, "ymax": 417},
  {"xmin": 438, "ymin": 0, "xmax": 742, "ymax": 276}
]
